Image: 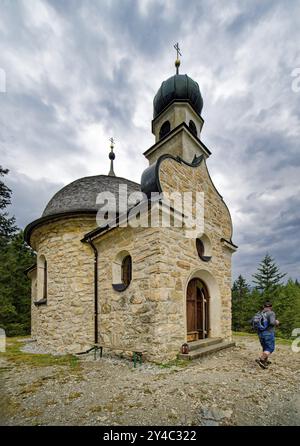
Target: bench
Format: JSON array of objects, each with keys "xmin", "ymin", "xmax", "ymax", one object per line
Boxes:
[{"xmin": 93, "ymin": 343, "xmax": 143, "ymax": 367}]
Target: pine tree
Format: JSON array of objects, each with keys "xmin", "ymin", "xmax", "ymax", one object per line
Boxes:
[
  {"xmin": 252, "ymin": 253, "xmax": 286, "ymax": 298},
  {"xmin": 272, "ymin": 279, "xmax": 300, "ymax": 339},
  {"xmin": 0, "ymin": 231, "xmax": 35, "ymax": 335},
  {"xmin": 232, "ymin": 275, "xmax": 250, "ymax": 331},
  {"xmin": 0, "ymin": 167, "xmax": 35, "ymax": 336},
  {"xmin": 0, "ymin": 166, "xmax": 17, "ymax": 247}
]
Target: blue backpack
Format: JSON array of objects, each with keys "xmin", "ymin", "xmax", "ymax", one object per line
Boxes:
[{"xmin": 251, "ymin": 311, "xmax": 269, "ymax": 332}]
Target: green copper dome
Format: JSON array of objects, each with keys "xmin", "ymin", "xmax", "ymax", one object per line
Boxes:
[{"xmin": 153, "ymin": 74, "xmax": 203, "ymax": 119}]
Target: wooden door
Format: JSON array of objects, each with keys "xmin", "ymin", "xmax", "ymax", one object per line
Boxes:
[
  {"xmin": 186, "ymin": 279, "xmax": 209, "ymax": 342},
  {"xmin": 187, "ymin": 279, "xmax": 197, "ymax": 341}
]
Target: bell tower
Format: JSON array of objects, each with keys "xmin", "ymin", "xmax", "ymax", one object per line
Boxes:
[{"xmin": 144, "ymin": 44, "xmax": 211, "ymax": 165}]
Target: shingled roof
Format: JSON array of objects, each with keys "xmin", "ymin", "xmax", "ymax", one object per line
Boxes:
[
  {"xmin": 24, "ymin": 174, "xmax": 140, "ymax": 245},
  {"xmin": 42, "ymin": 175, "xmax": 140, "ymax": 217}
]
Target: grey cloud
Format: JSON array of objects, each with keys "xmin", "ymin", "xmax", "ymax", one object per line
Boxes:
[
  {"xmin": 225, "ymin": 1, "xmax": 275, "ymax": 36},
  {"xmin": 5, "ymin": 171, "xmax": 63, "ymax": 228},
  {"xmin": 0, "ymin": 0, "xmax": 300, "ymax": 283}
]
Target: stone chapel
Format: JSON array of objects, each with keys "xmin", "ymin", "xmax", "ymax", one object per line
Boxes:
[{"xmin": 24, "ymin": 57, "xmax": 237, "ymax": 362}]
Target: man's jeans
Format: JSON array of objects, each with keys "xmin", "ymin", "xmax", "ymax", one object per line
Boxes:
[{"xmin": 258, "ymin": 331, "xmax": 275, "ymax": 353}]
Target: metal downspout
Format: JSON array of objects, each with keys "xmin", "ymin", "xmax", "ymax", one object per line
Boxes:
[{"xmin": 87, "ymin": 238, "xmax": 98, "ymax": 345}]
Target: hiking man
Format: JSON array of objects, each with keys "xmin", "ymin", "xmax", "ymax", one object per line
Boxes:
[{"xmin": 252, "ymin": 301, "xmax": 279, "ymax": 369}]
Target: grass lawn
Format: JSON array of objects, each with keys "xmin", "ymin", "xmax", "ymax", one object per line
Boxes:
[
  {"xmin": 0, "ymin": 336, "xmax": 80, "ymax": 368},
  {"xmin": 233, "ymin": 331, "xmax": 293, "ymax": 345}
]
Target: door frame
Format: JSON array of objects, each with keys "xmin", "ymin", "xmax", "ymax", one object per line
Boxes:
[
  {"xmin": 184, "ymin": 269, "xmax": 222, "ymax": 341},
  {"xmin": 186, "ymin": 278, "xmax": 210, "ymax": 341}
]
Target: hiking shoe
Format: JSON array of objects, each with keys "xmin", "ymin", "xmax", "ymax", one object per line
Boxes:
[
  {"xmin": 266, "ymin": 360, "xmax": 272, "ymax": 365},
  {"xmin": 255, "ymin": 359, "xmax": 267, "ymax": 369}
]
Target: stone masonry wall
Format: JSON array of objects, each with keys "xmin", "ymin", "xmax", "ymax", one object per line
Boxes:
[
  {"xmin": 95, "ymin": 225, "xmax": 168, "ymax": 361},
  {"xmin": 158, "ymin": 156, "xmax": 234, "ymax": 347},
  {"xmin": 30, "ymin": 217, "xmax": 96, "ymax": 354},
  {"xmin": 92, "ymin": 155, "xmax": 234, "ymax": 361}
]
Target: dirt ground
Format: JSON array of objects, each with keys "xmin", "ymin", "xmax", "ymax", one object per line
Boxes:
[{"xmin": 0, "ymin": 334, "xmax": 299, "ymax": 426}]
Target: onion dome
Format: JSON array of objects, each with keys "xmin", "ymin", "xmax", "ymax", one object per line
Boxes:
[{"xmin": 153, "ymin": 74, "xmax": 203, "ymax": 119}]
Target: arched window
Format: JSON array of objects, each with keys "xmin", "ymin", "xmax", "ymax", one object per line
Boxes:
[
  {"xmin": 112, "ymin": 251, "xmax": 132, "ymax": 291},
  {"xmin": 159, "ymin": 121, "xmax": 171, "ymax": 139},
  {"xmin": 189, "ymin": 120, "xmax": 197, "ymax": 137},
  {"xmin": 43, "ymin": 259, "xmax": 47, "ymax": 300},
  {"xmin": 35, "ymin": 254, "xmax": 47, "ymax": 305},
  {"xmin": 122, "ymin": 255, "xmax": 132, "ymax": 288}
]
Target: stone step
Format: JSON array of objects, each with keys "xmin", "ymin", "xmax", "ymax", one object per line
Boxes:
[
  {"xmin": 187, "ymin": 337, "xmax": 223, "ymax": 351},
  {"xmin": 178, "ymin": 341, "xmax": 236, "ymax": 360}
]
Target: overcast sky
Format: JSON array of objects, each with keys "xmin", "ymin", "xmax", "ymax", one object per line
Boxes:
[{"xmin": 1, "ymin": 0, "xmax": 300, "ymax": 282}]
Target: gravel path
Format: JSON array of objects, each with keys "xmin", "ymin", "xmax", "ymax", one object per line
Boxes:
[{"xmin": 0, "ymin": 335, "xmax": 299, "ymax": 426}]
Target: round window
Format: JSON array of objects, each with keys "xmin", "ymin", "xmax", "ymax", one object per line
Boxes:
[
  {"xmin": 196, "ymin": 237, "xmax": 212, "ymax": 262},
  {"xmin": 196, "ymin": 238, "xmax": 205, "ymax": 258}
]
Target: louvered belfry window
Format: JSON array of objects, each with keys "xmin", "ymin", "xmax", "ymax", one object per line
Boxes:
[
  {"xmin": 122, "ymin": 255, "xmax": 132, "ymax": 288},
  {"xmin": 189, "ymin": 120, "xmax": 197, "ymax": 137},
  {"xmin": 159, "ymin": 121, "xmax": 171, "ymax": 140}
]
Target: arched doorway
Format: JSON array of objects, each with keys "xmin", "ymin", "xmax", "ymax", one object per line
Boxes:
[{"xmin": 186, "ymin": 278, "xmax": 210, "ymax": 342}]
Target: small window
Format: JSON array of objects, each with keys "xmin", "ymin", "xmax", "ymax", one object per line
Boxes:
[
  {"xmin": 43, "ymin": 260, "xmax": 47, "ymax": 300},
  {"xmin": 122, "ymin": 255, "xmax": 132, "ymax": 288},
  {"xmin": 159, "ymin": 121, "xmax": 171, "ymax": 139},
  {"xmin": 34, "ymin": 255, "xmax": 47, "ymax": 305},
  {"xmin": 189, "ymin": 120, "xmax": 197, "ymax": 137},
  {"xmin": 112, "ymin": 251, "xmax": 132, "ymax": 292}
]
